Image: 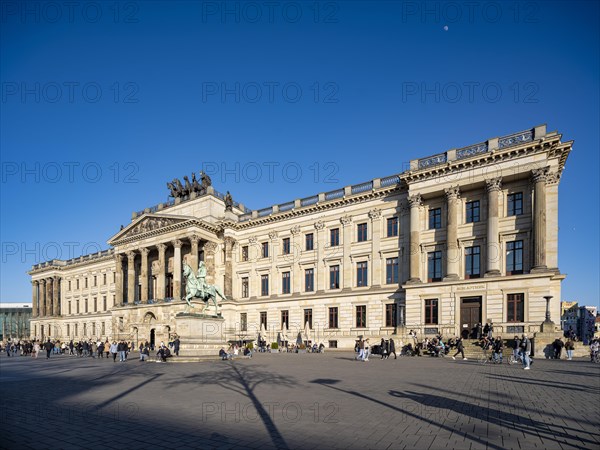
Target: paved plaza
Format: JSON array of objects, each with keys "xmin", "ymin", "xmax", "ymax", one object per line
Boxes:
[{"xmin": 1, "ymin": 352, "xmax": 599, "ymax": 450}]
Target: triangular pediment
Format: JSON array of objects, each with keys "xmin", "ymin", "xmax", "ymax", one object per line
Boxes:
[{"xmin": 108, "ymin": 214, "xmax": 191, "ymax": 244}]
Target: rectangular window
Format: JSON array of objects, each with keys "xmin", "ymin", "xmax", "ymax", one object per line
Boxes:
[
  {"xmin": 465, "ymin": 246, "xmax": 481, "ymax": 278},
  {"xmin": 74, "ymin": 323, "xmax": 78, "ymax": 336},
  {"xmin": 305, "ymin": 233, "xmax": 314, "ymax": 251},
  {"xmin": 328, "ymin": 340, "xmax": 338, "ymax": 349},
  {"xmin": 240, "ymin": 313, "xmax": 247, "ymax": 331},
  {"xmin": 328, "ymin": 307, "xmax": 338, "ymax": 329},
  {"xmin": 261, "ymin": 274, "xmax": 269, "ymax": 296},
  {"xmin": 387, "ymin": 217, "xmax": 398, "ymax": 237},
  {"xmin": 68, "ymin": 280, "xmax": 71, "ymax": 291},
  {"xmin": 427, "ymin": 251, "xmax": 442, "ymax": 281},
  {"xmin": 85, "ymin": 277, "xmax": 88, "ymax": 288},
  {"xmin": 93, "ymin": 297, "xmax": 97, "ymax": 312},
  {"xmin": 241, "ymin": 246, "xmax": 249, "ymax": 262},
  {"xmin": 304, "ymin": 309, "xmax": 313, "ymax": 329},
  {"xmin": 507, "ymin": 293, "xmax": 525, "ymax": 322},
  {"xmin": 356, "ymin": 305, "xmax": 367, "ymax": 328},
  {"xmin": 85, "ymin": 299, "xmax": 88, "ymax": 313},
  {"xmin": 76, "ymin": 279, "xmax": 79, "ymax": 290},
  {"xmin": 429, "ymin": 208, "xmax": 442, "ymax": 229},
  {"xmin": 262, "ymin": 242, "xmax": 269, "ymax": 258},
  {"xmin": 330, "ymin": 228, "xmax": 340, "ymax": 246},
  {"xmin": 67, "ymin": 324, "xmax": 70, "ymax": 336},
  {"xmin": 357, "ymin": 261, "xmax": 368, "ymax": 287},
  {"xmin": 329, "ymin": 265, "xmax": 340, "ymax": 289},
  {"xmin": 282, "ymin": 272, "xmax": 291, "ymax": 294},
  {"xmin": 103, "ymin": 296, "xmax": 107, "ymax": 311},
  {"xmin": 76, "ymin": 300, "xmax": 80, "ymax": 314},
  {"xmin": 241, "ymin": 277, "xmax": 249, "ymax": 298},
  {"xmin": 83, "ymin": 323, "xmax": 87, "ymax": 337},
  {"xmin": 103, "ymin": 273, "xmax": 107, "ymax": 285},
  {"xmin": 466, "ymin": 201, "xmax": 480, "ymax": 223},
  {"xmin": 386, "ymin": 257, "xmax": 399, "ymax": 284},
  {"xmin": 101, "ymin": 322, "xmax": 105, "ymax": 336},
  {"xmin": 68, "ymin": 301, "xmax": 71, "ymax": 315},
  {"xmin": 385, "ymin": 304, "xmax": 397, "ymax": 327},
  {"xmin": 281, "ymin": 310, "xmax": 289, "ymax": 329},
  {"xmin": 425, "ymin": 299, "xmax": 438, "ymax": 324},
  {"xmin": 113, "ymin": 271, "xmax": 116, "ymax": 283},
  {"xmin": 506, "ymin": 240, "xmax": 523, "ymax": 274},
  {"xmin": 93, "ymin": 276, "xmax": 97, "ymax": 287},
  {"xmin": 305, "ymin": 268, "xmax": 314, "ymax": 292},
  {"xmin": 282, "ymin": 238, "xmax": 290, "ymax": 255},
  {"xmin": 507, "ymin": 192, "xmax": 523, "ymax": 216},
  {"xmin": 92, "ymin": 323, "xmax": 96, "ymax": 337},
  {"xmin": 260, "ymin": 311, "xmax": 267, "ymax": 329},
  {"xmin": 357, "ymin": 223, "xmax": 368, "ymax": 242}
]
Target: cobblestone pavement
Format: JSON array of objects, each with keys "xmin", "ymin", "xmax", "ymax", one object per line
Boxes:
[{"xmin": 1, "ymin": 352, "xmax": 599, "ymax": 450}]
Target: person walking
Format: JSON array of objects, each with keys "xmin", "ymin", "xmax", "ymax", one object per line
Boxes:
[
  {"xmin": 483, "ymin": 323, "xmax": 490, "ymax": 340},
  {"xmin": 380, "ymin": 338, "xmax": 387, "ymax": 360},
  {"xmin": 521, "ymin": 334, "xmax": 532, "ymax": 370},
  {"xmin": 356, "ymin": 338, "xmax": 364, "ymax": 361},
  {"xmin": 363, "ymin": 338, "xmax": 370, "ymax": 361},
  {"xmin": 452, "ymin": 337, "xmax": 467, "ymax": 360},
  {"xmin": 33, "ymin": 341, "xmax": 40, "ymax": 358},
  {"xmin": 173, "ymin": 336, "xmax": 180, "ymax": 357},
  {"xmin": 44, "ymin": 340, "xmax": 53, "ymax": 359},
  {"xmin": 110, "ymin": 341, "xmax": 118, "ymax": 362},
  {"xmin": 565, "ymin": 339, "xmax": 575, "ymax": 360},
  {"xmin": 389, "ymin": 338, "xmax": 397, "ymax": 359}
]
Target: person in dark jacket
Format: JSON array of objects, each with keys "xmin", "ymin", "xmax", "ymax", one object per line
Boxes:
[
  {"xmin": 44, "ymin": 340, "xmax": 53, "ymax": 359},
  {"xmin": 452, "ymin": 337, "xmax": 466, "ymax": 360},
  {"xmin": 173, "ymin": 337, "xmax": 180, "ymax": 356},
  {"xmin": 389, "ymin": 338, "xmax": 397, "ymax": 359}
]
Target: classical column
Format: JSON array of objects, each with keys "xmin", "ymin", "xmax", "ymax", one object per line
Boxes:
[
  {"xmin": 140, "ymin": 247, "xmax": 149, "ymax": 303},
  {"xmin": 314, "ymin": 220, "xmax": 326, "ymax": 291},
  {"xmin": 127, "ymin": 251, "xmax": 136, "ymax": 303},
  {"xmin": 368, "ymin": 209, "xmax": 382, "ymax": 287},
  {"xmin": 341, "ymin": 215, "xmax": 353, "ymax": 289},
  {"xmin": 268, "ymin": 231, "xmax": 278, "ymax": 295},
  {"xmin": 114, "ymin": 253, "xmax": 124, "ymax": 306},
  {"xmin": 32, "ymin": 281, "xmax": 38, "ymax": 318},
  {"xmin": 172, "ymin": 240, "xmax": 182, "ymax": 299},
  {"xmin": 46, "ymin": 278, "xmax": 53, "ymax": 316},
  {"xmin": 444, "ymin": 186, "xmax": 460, "ymax": 280},
  {"xmin": 156, "ymin": 243, "xmax": 167, "ymax": 300},
  {"xmin": 52, "ymin": 276, "xmax": 60, "ymax": 315},
  {"xmin": 189, "ymin": 235, "xmax": 200, "ymax": 273},
  {"xmin": 39, "ymin": 279, "xmax": 46, "ymax": 316},
  {"xmin": 224, "ymin": 237, "xmax": 235, "ymax": 298},
  {"xmin": 407, "ymin": 194, "xmax": 423, "ymax": 283},
  {"xmin": 531, "ymin": 167, "xmax": 549, "ymax": 272},
  {"xmin": 290, "ymin": 227, "xmax": 301, "ymax": 293},
  {"xmin": 203, "ymin": 241, "xmax": 218, "ymax": 285},
  {"xmin": 485, "ymin": 178, "xmax": 502, "ymax": 277}
]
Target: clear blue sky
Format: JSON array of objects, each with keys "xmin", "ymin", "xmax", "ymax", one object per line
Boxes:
[{"xmin": 1, "ymin": 1, "xmax": 598, "ymax": 307}]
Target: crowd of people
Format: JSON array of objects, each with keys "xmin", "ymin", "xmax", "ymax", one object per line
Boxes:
[{"xmin": 0, "ymin": 336, "xmax": 181, "ymax": 363}]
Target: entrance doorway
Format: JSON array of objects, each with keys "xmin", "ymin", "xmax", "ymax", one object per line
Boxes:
[
  {"xmin": 460, "ymin": 297, "xmax": 482, "ymax": 339},
  {"xmin": 150, "ymin": 328, "xmax": 156, "ymax": 350}
]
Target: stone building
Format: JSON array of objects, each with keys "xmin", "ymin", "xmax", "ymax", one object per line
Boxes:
[
  {"xmin": 29, "ymin": 124, "xmax": 573, "ymax": 349},
  {"xmin": 0, "ymin": 303, "xmax": 32, "ymax": 341}
]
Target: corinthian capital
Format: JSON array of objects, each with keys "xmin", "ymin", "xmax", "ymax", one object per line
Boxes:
[
  {"xmin": 368, "ymin": 209, "xmax": 381, "ymax": 220},
  {"xmin": 314, "ymin": 220, "xmax": 325, "ymax": 230},
  {"xmin": 531, "ymin": 166, "xmax": 550, "ymax": 183},
  {"xmin": 408, "ymin": 194, "xmax": 422, "ymax": 208},
  {"xmin": 444, "ymin": 186, "xmax": 460, "ymax": 201},
  {"xmin": 485, "ymin": 178, "xmax": 502, "ymax": 193},
  {"xmin": 340, "ymin": 215, "xmax": 353, "ymax": 226},
  {"xmin": 204, "ymin": 241, "xmax": 218, "ymax": 253}
]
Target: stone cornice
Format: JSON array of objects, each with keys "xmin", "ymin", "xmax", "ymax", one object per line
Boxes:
[
  {"xmin": 28, "ymin": 250, "xmax": 116, "ymax": 275},
  {"xmin": 403, "ymin": 133, "xmax": 568, "ymax": 185},
  {"xmin": 234, "ymin": 184, "xmax": 404, "ymax": 230}
]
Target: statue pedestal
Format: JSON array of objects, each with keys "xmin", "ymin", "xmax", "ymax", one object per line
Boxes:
[{"xmin": 175, "ymin": 313, "xmax": 227, "ymax": 358}]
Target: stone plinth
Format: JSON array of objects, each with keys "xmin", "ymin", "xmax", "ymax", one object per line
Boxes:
[
  {"xmin": 175, "ymin": 313, "xmax": 227, "ymax": 357},
  {"xmin": 533, "ymin": 324, "xmax": 563, "ymax": 359}
]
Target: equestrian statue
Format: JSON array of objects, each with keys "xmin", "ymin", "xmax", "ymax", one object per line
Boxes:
[{"xmin": 182, "ymin": 261, "xmax": 226, "ymax": 315}]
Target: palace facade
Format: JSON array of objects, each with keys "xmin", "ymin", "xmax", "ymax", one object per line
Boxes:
[{"xmin": 29, "ymin": 124, "xmax": 573, "ymax": 349}]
